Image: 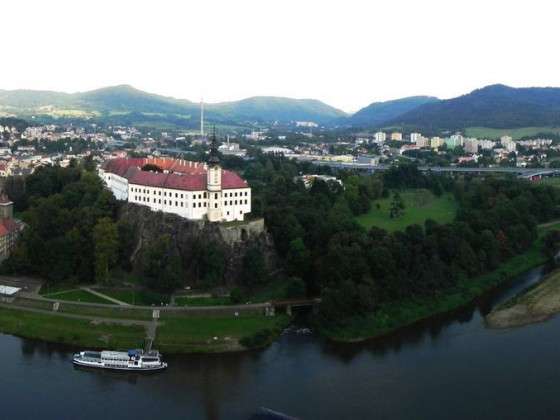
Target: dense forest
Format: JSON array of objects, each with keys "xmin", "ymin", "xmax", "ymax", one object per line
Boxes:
[
  {"xmin": 233, "ymin": 155, "xmax": 560, "ymax": 328},
  {"xmin": 2, "ymin": 156, "xmax": 560, "ymax": 330}
]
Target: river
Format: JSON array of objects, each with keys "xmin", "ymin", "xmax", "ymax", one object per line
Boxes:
[{"xmin": 2, "ymin": 267, "xmax": 560, "ymax": 420}]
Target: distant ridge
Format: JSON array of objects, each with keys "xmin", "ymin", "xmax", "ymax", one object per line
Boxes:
[
  {"xmin": 0, "ymin": 85, "xmax": 346, "ymax": 127},
  {"xmin": 392, "ymin": 84, "xmax": 560, "ymax": 129},
  {"xmin": 345, "ymin": 96, "xmax": 439, "ymax": 127}
]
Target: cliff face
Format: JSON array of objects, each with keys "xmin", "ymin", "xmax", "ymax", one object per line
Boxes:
[{"xmin": 119, "ymin": 203, "xmax": 277, "ymax": 287}]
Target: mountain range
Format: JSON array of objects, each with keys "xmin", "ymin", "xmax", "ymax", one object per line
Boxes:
[
  {"xmin": 3, "ymin": 84, "xmax": 560, "ymax": 130},
  {"xmin": 0, "ymin": 85, "xmax": 346, "ymax": 127}
]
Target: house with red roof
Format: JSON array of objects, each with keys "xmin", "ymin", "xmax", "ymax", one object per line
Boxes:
[{"xmin": 99, "ymin": 147, "xmax": 251, "ymax": 222}]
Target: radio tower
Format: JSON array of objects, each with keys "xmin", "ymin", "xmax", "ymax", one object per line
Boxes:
[{"xmin": 200, "ymin": 98, "xmax": 205, "ymax": 137}]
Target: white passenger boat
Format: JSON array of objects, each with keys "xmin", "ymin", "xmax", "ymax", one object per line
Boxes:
[{"xmin": 73, "ymin": 349, "xmax": 167, "ymax": 372}]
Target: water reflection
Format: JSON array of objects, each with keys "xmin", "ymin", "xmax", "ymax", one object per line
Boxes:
[{"xmin": 0, "ymin": 265, "xmax": 552, "ymax": 420}]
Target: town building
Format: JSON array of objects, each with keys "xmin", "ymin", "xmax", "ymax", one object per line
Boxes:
[
  {"xmin": 0, "ymin": 194, "xmax": 23, "ymax": 261},
  {"xmin": 99, "ymin": 139, "xmax": 251, "ymax": 222},
  {"xmin": 446, "ymin": 134, "xmax": 464, "ymax": 149},
  {"xmin": 409, "ymin": 132, "xmax": 421, "ymax": 143},
  {"xmin": 500, "ymin": 135, "xmax": 517, "ymax": 153},
  {"xmin": 416, "ymin": 136, "xmax": 430, "ymax": 148},
  {"xmin": 430, "ymin": 137, "xmax": 444, "ymax": 149},
  {"xmin": 374, "ymin": 132, "xmax": 386, "ymax": 143},
  {"xmin": 464, "ymin": 138, "xmax": 479, "ymax": 154},
  {"xmin": 391, "ymin": 132, "xmax": 403, "ymax": 141}
]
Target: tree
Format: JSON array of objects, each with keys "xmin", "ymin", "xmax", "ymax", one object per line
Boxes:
[
  {"xmin": 286, "ymin": 237, "xmax": 311, "ymax": 277},
  {"xmin": 241, "ymin": 245, "xmax": 266, "ymax": 287},
  {"xmin": 93, "ymin": 217, "xmax": 119, "ymax": 284},
  {"xmin": 143, "ymin": 235, "xmax": 184, "ymax": 292},
  {"xmin": 389, "ymin": 192, "xmax": 405, "ymax": 218}
]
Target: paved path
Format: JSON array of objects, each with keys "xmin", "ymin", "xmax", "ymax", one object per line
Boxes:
[
  {"xmin": 81, "ymin": 287, "xmax": 131, "ymax": 306},
  {"xmin": 0, "ymin": 302, "xmax": 153, "ymax": 327}
]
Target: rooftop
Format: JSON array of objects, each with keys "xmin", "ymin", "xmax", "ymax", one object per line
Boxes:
[{"xmin": 102, "ymin": 157, "xmax": 249, "ymax": 191}]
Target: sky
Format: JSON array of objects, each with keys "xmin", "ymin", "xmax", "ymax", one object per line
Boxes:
[{"xmin": 2, "ymin": 0, "xmax": 560, "ymax": 113}]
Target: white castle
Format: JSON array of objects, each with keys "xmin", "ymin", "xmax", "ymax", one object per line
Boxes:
[{"xmin": 99, "ymin": 138, "xmax": 251, "ymax": 222}]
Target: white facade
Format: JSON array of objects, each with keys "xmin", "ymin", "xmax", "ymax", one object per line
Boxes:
[
  {"xmin": 409, "ymin": 132, "xmax": 421, "ymax": 143},
  {"xmin": 374, "ymin": 132, "xmax": 386, "ymax": 143},
  {"xmin": 99, "ymin": 169, "xmax": 129, "ymax": 201},
  {"xmin": 99, "ymin": 158, "xmax": 251, "ymax": 222},
  {"xmin": 128, "ymin": 184, "xmax": 251, "ymax": 221}
]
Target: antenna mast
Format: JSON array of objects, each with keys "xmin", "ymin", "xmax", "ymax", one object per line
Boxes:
[{"xmin": 200, "ymin": 98, "xmax": 204, "ymax": 137}]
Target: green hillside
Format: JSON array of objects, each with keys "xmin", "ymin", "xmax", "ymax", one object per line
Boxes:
[
  {"xmin": 0, "ymin": 85, "xmax": 346, "ymax": 126},
  {"xmin": 355, "ymin": 189, "xmax": 457, "ymax": 231},
  {"xmin": 464, "ymin": 126, "xmax": 560, "ymax": 140}
]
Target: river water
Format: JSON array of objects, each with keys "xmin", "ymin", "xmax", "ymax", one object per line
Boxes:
[{"xmin": 2, "ymin": 267, "xmax": 560, "ymax": 420}]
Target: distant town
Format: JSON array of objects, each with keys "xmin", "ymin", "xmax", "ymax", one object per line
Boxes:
[{"xmin": 1, "ymin": 118, "xmax": 559, "ymax": 182}]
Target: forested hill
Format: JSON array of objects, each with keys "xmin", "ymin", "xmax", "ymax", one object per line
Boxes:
[
  {"xmin": 392, "ymin": 84, "xmax": 560, "ymax": 129},
  {"xmin": 0, "ymin": 85, "xmax": 346, "ymax": 126},
  {"xmin": 345, "ymin": 96, "xmax": 438, "ymax": 128}
]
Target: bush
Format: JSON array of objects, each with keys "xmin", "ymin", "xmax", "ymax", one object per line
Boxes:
[
  {"xmin": 285, "ymin": 277, "xmax": 306, "ymax": 298},
  {"xmin": 230, "ymin": 288, "xmax": 244, "ymax": 304}
]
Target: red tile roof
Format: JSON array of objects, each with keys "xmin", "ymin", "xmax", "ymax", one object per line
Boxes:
[
  {"xmin": 103, "ymin": 158, "xmax": 248, "ymax": 191},
  {"xmin": 0, "ymin": 218, "xmax": 19, "ymax": 237}
]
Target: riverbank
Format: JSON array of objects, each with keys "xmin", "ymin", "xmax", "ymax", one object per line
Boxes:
[
  {"xmin": 485, "ymin": 269, "xmax": 560, "ymax": 328},
  {"xmin": 0, "ymin": 300, "xmax": 290, "ymax": 353},
  {"xmin": 322, "ymin": 222, "xmax": 560, "ymax": 342}
]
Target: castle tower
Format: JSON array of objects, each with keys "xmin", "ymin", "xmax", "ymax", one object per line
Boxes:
[
  {"xmin": 207, "ymin": 129, "xmax": 223, "ymax": 222},
  {"xmin": 0, "ymin": 193, "xmax": 13, "ymax": 220}
]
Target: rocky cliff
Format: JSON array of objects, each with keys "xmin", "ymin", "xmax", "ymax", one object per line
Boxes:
[{"xmin": 119, "ymin": 203, "xmax": 277, "ymax": 287}]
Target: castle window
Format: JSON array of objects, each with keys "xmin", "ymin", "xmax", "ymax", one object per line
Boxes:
[
  {"xmin": 214, "ymin": 203, "xmax": 218, "ymax": 208},
  {"xmin": 164, "ymin": 200, "xmax": 167, "ymax": 205},
  {"xmin": 235, "ymin": 192, "xmax": 238, "ymax": 197},
  {"xmin": 175, "ymin": 193, "xmax": 178, "ymax": 198},
  {"xmin": 175, "ymin": 201, "xmax": 178, "ymax": 206},
  {"xmin": 215, "ymin": 193, "xmax": 218, "ymax": 199},
  {"xmin": 235, "ymin": 200, "xmax": 238, "ymax": 205},
  {"xmin": 158, "ymin": 199, "xmax": 161, "ymax": 204},
  {"xmin": 181, "ymin": 194, "xmax": 184, "ymax": 199},
  {"xmin": 204, "ymin": 192, "xmax": 207, "ymax": 199},
  {"xmin": 245, "ymin": 199, "xmax": 247, "ymax": 204}
]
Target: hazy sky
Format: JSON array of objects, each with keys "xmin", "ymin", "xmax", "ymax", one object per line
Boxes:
[{"xmin": 2, "ymin": 0, "xmax": 559, "ymax": 112}]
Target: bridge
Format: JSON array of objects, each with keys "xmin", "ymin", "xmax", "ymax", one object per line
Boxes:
[
  {"xmin": 310, "ymin": 161, "xmax": 560, "ymax": 180},
  {"xmin": 266, "ymin": 298, "xmax": 321, "ymax": 316}
]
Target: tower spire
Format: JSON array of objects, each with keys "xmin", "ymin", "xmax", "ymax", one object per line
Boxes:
[{"xmin": 208, "ymin": 126, "xmax": 220, "ymax": 166}]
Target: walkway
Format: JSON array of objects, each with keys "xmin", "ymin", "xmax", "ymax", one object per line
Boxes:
[
  {"xmin": 0, "ymin": 302, "xmax": 159, "ymax": 349},
  {"xmin": 81, "ymin": 287, "xmax": 131, "ymax": 306}
]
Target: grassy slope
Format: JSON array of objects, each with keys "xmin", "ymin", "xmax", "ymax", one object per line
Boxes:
[
  {"xmin": 155, "ymin": 315, "xmax": 289, "ymax": 353},
  {"xmin": 538, "ymin": 177, "xmax": 560, "ymax": 188},
  {"xmin": 43, "ymin": 289, "xmax": 114, "ymax": 305},
  {"xmin": 97, "ymin": 288, "xmax": 170, "ymax": 305},
  {"xmin": 355, "ymin": 189, "xmax": 457, "ymax": 232},
  {"xmin": 464, "ymin": 126, "xmax": 560, "ymax": 140},
  {"xmin": 322, "ymin": 222, "xmax": 560, "ymax": 342},
  {"xmin": 0, "ymin": 308, "xmax": 145, "ymax": 349},
  {"xmin": 175, "ymin": 296, "xmax": 232, "ymax": 306}
]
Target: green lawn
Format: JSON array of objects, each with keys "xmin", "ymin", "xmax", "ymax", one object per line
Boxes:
[
  {"xmin": 464, "ymin": 126, "xmax": 560, "ymax": 140},
  {"xmin": 42, "ymin": 289, "xmax": 114, "ymax": 305},
  {"xmin": 0, "ymin": 307, "xmax": 145, "ymax": 349},
  {"xmin": 96, "ymin": 288, "xmax": 170, "ymax": 306},
  {"xmin": 355, "ymin": 189, "xmax": 457, "ymax": 231},
  {"xmin": 538, "ymin": 177, "xmax": 560, "ymax": 187},
  {"xmin": 175, "ymin": 296, "xmax": 232, "ymax": 306},
  {"xmin": 155, "ymin": 315, "xmax": 289, "ymax": 353}
]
